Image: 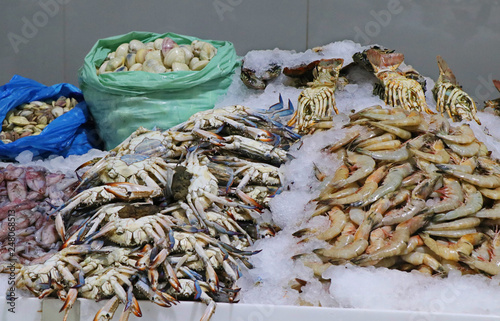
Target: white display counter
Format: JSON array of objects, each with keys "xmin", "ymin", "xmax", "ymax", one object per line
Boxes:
[{"xmin": 1, "ymin": 297, "xmax": 499, "ymax": 321}]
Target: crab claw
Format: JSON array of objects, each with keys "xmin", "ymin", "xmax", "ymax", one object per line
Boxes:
[
  {"xmin": 235, "ymin": 189, "xmax": 263, "ymax": 211},
  {"xmin": 192, "ymin": 128, "xmax": 225, "ymax": 146},
  {"xmin": 149, "ymin": 248, "xmax": 169, "ymax": 269},
  {"xmin": 55, "ymin": 212, "xmax": 66, "ymax": 243},
  {"xmin": 148, "ymin": 268, "xmax": 159, "ymax": 291},
  {"xmin": 164, "ymin": 261, "xmax": 181, "ymax": 292},
  {"xmin": 60, "ymin": 288, "xmax": 78, "ymax": 321},
  {"xmin": 200, "ymin": 300, "xmax": 216, "ymax": 321},
  {"xmin": 268, "ymin": 94, "xmax": 284, "ymax": 112},
  {"xmin": 103, "ymin": 182, "xmax": 160, "ymax": 200},
  {"xmin": 131, "ymin": 296, "xmax": 142, "ymax": 317},
  {"xmin": 93, "ymin": 295, "xmax": 120, "ymax": 321},
  {"xmin": 153, "ymin": 289, "xmax": 178, "ymax": 307}
]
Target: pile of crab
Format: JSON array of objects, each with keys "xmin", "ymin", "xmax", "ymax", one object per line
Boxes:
[
  {"xmin": 12, "ymin": 105, "xmax": 300, "ymax": 321},
  {"xmin": 292, "ymin": 105, "xmax": 500, "ymax": 285}
]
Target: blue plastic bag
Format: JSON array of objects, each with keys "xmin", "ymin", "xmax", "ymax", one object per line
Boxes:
[{"xmin": 0, "ymin": 75, "xmax": 99, "ymax": 160}]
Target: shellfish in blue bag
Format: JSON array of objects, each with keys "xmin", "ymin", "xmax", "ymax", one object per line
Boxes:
[{"xmin": 0, "ymin": 75, "xmax": 99, "ymax": 160}]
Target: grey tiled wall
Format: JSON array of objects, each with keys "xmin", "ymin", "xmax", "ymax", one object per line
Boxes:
[{"xmin": 1, "ymin": 0, "xmax": 499, "ymax": 101}]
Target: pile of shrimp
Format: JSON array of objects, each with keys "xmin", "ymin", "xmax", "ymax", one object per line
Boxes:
[{"xmin": 293, "ymin": 105, "xmax": 500, "ymax": 280}]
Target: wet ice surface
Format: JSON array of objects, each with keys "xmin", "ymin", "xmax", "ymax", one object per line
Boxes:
[{"xmin": 220, "ymin": 41, "xmax": 500, "ymax": 315}]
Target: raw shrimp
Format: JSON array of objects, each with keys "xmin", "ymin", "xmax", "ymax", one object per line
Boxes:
[
  {"xmin": 425, "ymin": 217, "xmax": 481, "ymax": 231},
  {"xmin": 356, "ymin": 133, "xmax": 396, "ymax": 148},
  {"xmin": 362, "ymin": 140, "xmax": 402, "ymax": 151},
  {"xmin": 313, "ymin": 222, "xmax": 367, "ymax": 260},
  {"xmin": 381, "ymin": 198, "xmax": 426, "ymax": 226},
  {"xmin": 365, "ymin": 226, "xmax": 392, "ymax": 254},
  {"xmin": 325, "ymin": 165, "xmax": 388, "ymax": 205},
  {"xmin": 355, "ymin": 163, "xmax": 413, "ymax": 207},
  {"xmin": 409, "ymin": 139, "xmax": 450, "ymax": 164},
  {"xmin": 436, "ymin": 164, "xmax": 500, "ymax": 188},
  {"xmin": 430, "ymin": 177, "xmax": 464, "ymax": 213},
  {"xmin": 445, "ymin": 141, "xmax": 480, "ymax": 158},
  {"xmin": 352, "ymin": 211, "xmax": 433, "ymax": 266},
  {"xmin": 475, "ymin": 201, "xmax": 500, "ymax": 218},
  {"xmin": 329, "ymin": 152, "xmax": 376, "ymax": 189},
  {"xmin": 369, "ymin": 121, "xmax": 412, "ymax": 140},
  {"xmin": 294, "ymin": 206, "xmax": 348, "ymax": 242},
  {"xmin": 420, "ymin": 232, "xmax": 486, "ymax": 261},
  {"xmin": 459, "ymin": 231, "xmax": 500, "ymax": 275},
  {"xmin": 356, "ymin": 145, "xmax": 409, "ymax": 162},
  {"xmin": 436, "ymin": 124, "xmax": 476, "ymax": 144},
  {"xmin": 433, "ymin": 183, "xmax": 483, "ymax": 221},
  {"xmin": 425, "ymin": 228, "xmax": 478, "ymax": 238},
  {"xmin": 401, "ymin": 251, "xmax": 445, "ymax": 273},
  {"xmin": 378, "ymin": 111, "xmax": 423, "ymax": 128},
  {"xmin": 324, "ymin": 128, "xmax": 360, "ymax": 153},
  {"xmin": 317, "ymin": 164, "xmax": 349, "ymax": 201}
]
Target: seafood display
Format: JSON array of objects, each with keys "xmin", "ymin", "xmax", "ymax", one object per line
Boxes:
[
  {"xmin": 0, "ymin": 164, "xmax": 77, "ymax": 264},
  {"xmin": 433, "ymin": 56, "xmax": 481, "ymax": 125},
  {"xmin": 1, "ymin": 96, "xmax": 79, "ymax": 144},
  {"xmin": 97, "ymin": 37, "xmax": 217, "ymax": 74},
  {"xmin": 13, "ymin": 105, "xmax": 299, "ymax": 321},
  {"xmin": 4, "ymin": 36, "xmax": 500, "ymax": 320},
  {"xmin": 287, "ymin": 59, "xmax": 344, "ymax": 134},
  {"xmin": 353, "ymin": 48, "xmax": 432, "ymax": 114},
  {"xmin": 292, "ymin": 106, "xmax": 500, "ymax": 282}
]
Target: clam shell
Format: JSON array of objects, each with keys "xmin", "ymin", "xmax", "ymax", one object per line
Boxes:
[
  {"xmin": 106, "ymin": 57, "xmax": 125, "ymax": 71},
  {"xmin": 9, "ymin": 116, "xmax": 31, "ymax": 126},
  {"xmin": 172, "ymin": 62, "xmax": 190, "ymax": 72},
  {"xmin": 136, "ymin": 48, "xmax": 149, "ymax": 64},
  {"xmin": 189, "ymin": 57, "xmax": 200, "ymax": 69},
  {"xmin": 115, "ymin": 43, "xmax": 129, "ymax": 57},
  {"xmin": 98, "ymin": 61, "xmax": 109, "ymax": 75},
  {"xmin": 142, "ymin": 59, "xmax": 162, "ymax": 73},
  {"xmin": 152, "ymin": 65, "xmax": 167, "ymax": 73},
  {"xmin": 154, "ymin": 38, "xmax": 164, "ymax": 50},
  {"xmin": 145, "ymin": 50, "xmax": 162, "ymax": 63},
  {"xmin": 115, "ymin": 66, "xmax": 128, "ymax": 72},
  {"xmin": 51, "ymin": 107, "xmax": 64, "ymax": 118},
  {"xmin": 129, "ymin": 63, "xmax": 143, "ymax": 71},
  {"xmin": 129, "ymin": 39, "xmax": 145, "ymax": 53},
  {"xmin": 37, "ymin": 115, "xmax": 48, "ymax": 125},
  {"xmin": 164, "ymin": 47, "xmax": 185, "ymax": 68},
  {"xmin": 191, "ymin": 60, "xmax": 210, "ymax": 71},
  {"xmin": 199, "ymin": 43, "xmax": 217, "ymax": 61},
  {"xmin": 161, "ymin": 37, "xmax": 177, "ymax": 56},
  {"xmin": 180, "ymin": 45, "xmax": 194, "ymax": 65},
  {"xmin": 126, "ymin": 53, "xmax": 136, "ymax": 68}
]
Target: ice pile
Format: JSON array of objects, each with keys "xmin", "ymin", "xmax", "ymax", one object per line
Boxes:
[{"xmin": 0, "ymin": 149, "xmax": 108, "ymax": 178}]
